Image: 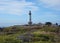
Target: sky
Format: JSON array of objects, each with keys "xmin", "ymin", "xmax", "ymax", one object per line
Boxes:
[{"xmin": 0, "ymin": 0, "xmax": 60, "ymax": 27}]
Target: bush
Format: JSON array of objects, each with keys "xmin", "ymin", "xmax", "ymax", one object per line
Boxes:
[
  {"xmin": 45, "ymin": 22, "xmax": 52, "ymax": 26},
  {"xmin": 4, "ymin": 38, "xmax": 21, "ymax": 43},
  {"xmin": 32, "ymin": 33, "xmax": 55, "ymax": 42}
]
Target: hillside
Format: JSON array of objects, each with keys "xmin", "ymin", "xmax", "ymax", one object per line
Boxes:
[{"xmin": 0, "ymin": 25, "xmax": 60, "ymax": 43}]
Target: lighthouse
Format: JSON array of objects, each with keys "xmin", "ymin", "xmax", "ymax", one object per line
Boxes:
[{"xmin": 28, "ymin": 11, "xmax": 32, "ymax": 26}]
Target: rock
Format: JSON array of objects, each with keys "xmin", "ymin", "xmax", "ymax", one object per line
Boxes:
[{"xmin": 17, "ymin": 33, "xmax": 34, "ymax": 42}]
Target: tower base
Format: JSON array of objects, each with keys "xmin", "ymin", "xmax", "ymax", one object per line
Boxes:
[{"xmin": 28, "ymin": 22, "xmax": 32, "ymax": 26}]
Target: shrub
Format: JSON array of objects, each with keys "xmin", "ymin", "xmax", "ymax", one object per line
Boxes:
[
  {"xmin": 45, "ymin": 22, "xmax": 52, "ymax": 26},
  {"xmin": 33, "ymin": 34, "xmax": 55, "ymax": 42},
  {"xmin": 4, "ymin": 38, "xmax": 21, "ymax": 43}
]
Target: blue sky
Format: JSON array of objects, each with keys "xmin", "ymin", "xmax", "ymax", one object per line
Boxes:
[{"xmin": 0, "ymin": 0, "xmax": 60, "ymax": 27}]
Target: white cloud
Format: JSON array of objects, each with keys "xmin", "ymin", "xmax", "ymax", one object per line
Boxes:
[
  {"xmin": 0, "ymin": 0, "xmax": 38, "ymax": 15},
  {"xmin": 39, "ymin": 0, "xmax": 60, "ymax": 10}
]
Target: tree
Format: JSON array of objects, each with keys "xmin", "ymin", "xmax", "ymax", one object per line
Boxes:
[
  {"xmin": 56, "ymin": 23, "xmax": 58, "ymax": 26},
  {"xmin": 45, "ymin": 22, "xmax": 52, "ymax": 26}
]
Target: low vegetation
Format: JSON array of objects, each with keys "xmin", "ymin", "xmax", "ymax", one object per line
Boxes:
[{"xmin": 0, "ymin": 23, "xmax": 60, "ymax": 43}]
